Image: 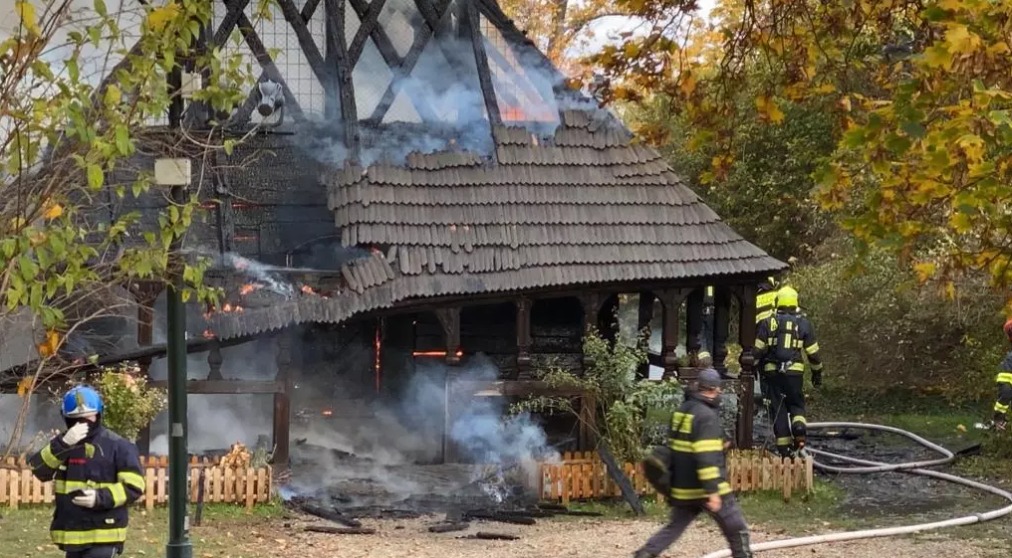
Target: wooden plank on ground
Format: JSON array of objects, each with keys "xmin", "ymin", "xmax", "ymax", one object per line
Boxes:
[{"xmin": 597, "ymin": 442, "xmax": 644, "ymax": 515}]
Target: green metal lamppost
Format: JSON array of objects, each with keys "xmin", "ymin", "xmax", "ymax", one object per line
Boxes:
[{"xmin": 158, "ymin": 63, "xmax": 193, "ymax": 558}]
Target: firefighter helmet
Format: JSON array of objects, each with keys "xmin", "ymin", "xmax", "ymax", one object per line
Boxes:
[
  {"xmin": 62, "ymin": 385, "xmax": 103, "ymax": 418},
  {"xmin": 776, "ymin": 286, "xmax": 799, "ymax": 309}
]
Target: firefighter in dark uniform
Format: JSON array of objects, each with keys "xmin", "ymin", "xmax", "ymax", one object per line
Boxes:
[
  {"xmin": 754, "ymin": 286, "xmax": 823, "ymax": 456},
  {"xmin": 634, "ymin": 368, "xmax": 753, "ymax": 558},
  {"xmin": 993, "ymin": 320, "xmax": 1012, "ymax": 430},
  {"xmin": 29, "ymin": 386, "xmax": 145, "ymax": 558},
  {"xmin": 755, "ymin": 277, "xmax": 779, "ymax": 417}
]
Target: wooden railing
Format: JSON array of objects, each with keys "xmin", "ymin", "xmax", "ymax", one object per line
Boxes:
[
  {"xmin": 538, "ymin": 449, "xmax": 814, "ymax": 504},
  {"xmin": 0, "ymin": 456, "xmax": 272, "ymax": 510}
]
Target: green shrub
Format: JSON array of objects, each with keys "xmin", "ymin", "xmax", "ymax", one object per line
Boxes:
[
  {"xmin": 791, "ymin": 241, "xmax": 1006, "ymax": 407},
  {"xmin": 93, "ymin": 363, "xmax": 167, "ymax": 441}
]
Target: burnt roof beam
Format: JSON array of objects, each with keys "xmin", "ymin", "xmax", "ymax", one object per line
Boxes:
[
  {"xmin": 325, "ymin": 0, "xmax": 361, "ymax": 160},
  {"xmin": 463, "ymin": 0, "xmax": 501, "ymax": 132},
  {"xmin": 276, "ymin": 0, "xmax": 331, "ymax": 86}
]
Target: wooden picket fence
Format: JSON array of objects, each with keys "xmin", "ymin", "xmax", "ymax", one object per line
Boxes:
[
  {"xmin": 538, "ymin": 449, "xmax": 813, "ymax": 504},
  {"xmin": 0, "ymin": 455, "xmax": 272, "ymax": 510}
]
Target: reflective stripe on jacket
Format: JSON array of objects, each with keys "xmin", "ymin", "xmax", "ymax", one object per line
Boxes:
[
  {"xmin": 668, "ymin": 392, "xmax": 732, "ymax": 501},
  {"xmin": 754, "ymin": 310, "xmax": 822, "ymax": 374},
  {"xmin": 29, "ymin": 424, "xmax": 144, "ymax": 551}
]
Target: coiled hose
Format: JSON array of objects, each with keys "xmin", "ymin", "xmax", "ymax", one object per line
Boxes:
[{"xmin": 699, "ymin": 422, "xmax": 1012, "ymax": 558}]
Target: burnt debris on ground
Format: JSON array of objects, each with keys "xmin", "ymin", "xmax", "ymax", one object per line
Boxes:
[{"xmin": 807, "ymin": 427, "xmax": 1006, "ymax": 519}]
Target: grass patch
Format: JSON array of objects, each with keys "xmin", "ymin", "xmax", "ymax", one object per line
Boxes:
[
  {"xmin": 0, "ymin": 502, "xmax": 286, "ymax": 558},
  {"xmin": 564, "ymin": 481, "xmax": 850, "ymax": 531}
]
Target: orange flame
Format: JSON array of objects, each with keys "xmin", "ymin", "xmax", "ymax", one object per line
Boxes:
[
  {"xmin": 412, "ymin": 350, "xmax": 463, "ymax": 357},
  {"xmin": 222, "ymin": 303, "xmax": 244, "ymax": 313},
  {"xmin": 321, "ymin": 410, "xmax": 333, "ymax": 417},
  {"xmin": 203, "ymin": 329, "xmax": 216, "ymax": 339},
  {"xmin": 240, "ymin": 283, "xmax": 261, "ymax": 296},
  {"xmin": 301, "ymin": 285, "xmax": 316, "ymax": 295}
]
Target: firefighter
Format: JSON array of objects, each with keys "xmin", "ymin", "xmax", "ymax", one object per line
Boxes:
[
  {"xmin": 755, "ymin": 276, "xmax": 780, "ymax": 418},
  {"xmin": 634, "ymin": 368, "xmax": 753, "ymax": 558},
  {"xmin": 994, "ymin": 320, "xmax": 1012, "ymax": 430},
  {"xmin": 754, "ymin": 286, "xmax": 823, "ymax": 456},
  {"xmin": 29, "ymin": 386, "xmax": 145, "ymax": 558}
]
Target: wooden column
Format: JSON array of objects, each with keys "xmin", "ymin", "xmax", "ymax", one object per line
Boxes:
[
  {"xmin": 516, "ymin": 297, "xmax": 532, "ymax": 380},
  {"xmin": 206, "ymin": 340, "xmax": 224, "ymax": 381},
  {"xmin": 131, "ymin": 282, "xmax": 162, "ymax": 455},
  {"xmin": 637, "ymin": 292, "xmax": 655, "ymax": 378},
  {"xmin": 713, "ymin": 287, "xmax": 731, "ymax": 371},
  {"xmin": 656, "ymin": 289, "xmax": 689, "ymax": 379},
  {"xmin": 436, "ymin": 307, "xmax": 461, "ymax": 462},
  {"xmin": 579, "ymin": 293, "xmax": 602, "ymax": 370},
  {"xmin": 685, "ymin": 289, "xmax": 704, "ymax": 360},
  {"xmin": 272, "ymin": 330, "xmax": 293, "ymax": 471},
  {"xmin": 736, "ymin": 285, "xmax": 758, "ymax": 449}
]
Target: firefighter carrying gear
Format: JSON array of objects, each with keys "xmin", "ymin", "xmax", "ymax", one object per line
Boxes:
[
  {"xmin": 995, "ymin": 351, "xmax": 1012, "ymax": 429},
  {"xmin": 755, "ymin": 287, "xmax": 823, "ymax": 456},
  {"xmin": 634, "ymin": 374, "xmax": 752, "ymax": 558},
  {"xmin": 30, "ymin": 387, "xmax": 144, "ymax": 556}
]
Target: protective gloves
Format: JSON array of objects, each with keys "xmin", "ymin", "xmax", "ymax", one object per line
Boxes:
[
  {"xmin": 811, "ymin": 370, "xmax": 823, "ymax": 388},
  {"xmin": 71, "ymin": 489, "xmax": 97, "ymax": 508},
  {"xmin": 61, "ymin": 422, "xmax": 90, "ymax": 446}
]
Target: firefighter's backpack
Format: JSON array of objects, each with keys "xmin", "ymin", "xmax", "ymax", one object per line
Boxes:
[{"xmin": 642, "ymin": 412, "xmax": 689, "ymax": 495}]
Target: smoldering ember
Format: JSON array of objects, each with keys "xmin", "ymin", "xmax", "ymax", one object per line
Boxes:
[{"xmin": 0, "ymin": 0, "xmax": 785, "ymax": 536}]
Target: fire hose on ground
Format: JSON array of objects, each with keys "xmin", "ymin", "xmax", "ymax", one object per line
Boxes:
[{"xmin": 698, "ymin": 422, "xmax": 1012, "ymax": 558}]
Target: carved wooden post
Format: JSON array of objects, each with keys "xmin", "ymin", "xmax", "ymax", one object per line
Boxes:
[
  {"xmin": 713, "ymin": 287, "xmax": 731, "ymax": 371},
  {"xmin": 435, "ymin": 307, "xmax": 461, "ymax": 366},
  {"xmin": 515, "ymin": 297, "xmax": 533, "ymax": 380},
  {"xmin": 579, "ymin": 293, "xmax": 602, "ymax": 370},
  {"xmin": 273, "ymin": 330, "xmax": 293, "ymax": 471},
  {"xmin": 685, "ymin": 289, "xmax": 704, "ymax": 362},
  {"xmin": 656, "ymin": 289, "xmax": 689, "ymax": 379},
  {"xmin": 131, "ymin": 281, "xmax": 163, "ymax": 455},
  {"xmin": 637, "ymin": 292, "xmax": 655, "ymax": 378},
  {"xmin": 736, "ymin": 285, "xmax": 758, "ymax": 449},
  {"xmin": 206, "ymin": 340, "xmax": 224, "ymax": 381},
  {"xmin": 435, "ymin": 307, "xmax": 461, "ymax": 463}
]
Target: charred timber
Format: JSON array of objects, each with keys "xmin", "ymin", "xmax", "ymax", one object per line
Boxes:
[
  {"xmin": 462, "ymin": 532, "xmax": 520, "ymax": 541},
  {"xmin": 304, "ymin": 525, "xmax": 376, "ymax": 535},
  {"xmin": 297, "ymin": 502, "xmax": 362, "ymax": 528},
  {"xmin": 463, "ymin": 510, "xmax": 536, "ymax": 526},
  {"xmin": 428, "ymin": 522, "xmax": 470, "ymax": 533}
]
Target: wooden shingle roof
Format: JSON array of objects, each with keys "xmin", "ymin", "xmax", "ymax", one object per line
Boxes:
[{"xmin": 206, "ymin": 110, "xmax": 784, "ymax": 340}]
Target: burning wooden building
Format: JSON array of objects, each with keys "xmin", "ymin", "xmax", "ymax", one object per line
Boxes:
[{"xmin": 6, "ymin": 0, "xmax": 786, "ymax": 467}]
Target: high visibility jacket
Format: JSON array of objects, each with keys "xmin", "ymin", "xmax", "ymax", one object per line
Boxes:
[
  {"xmin": 667, "ymin": 392, "xmax": 732, "ymax": 502},
  {"xmin": 756, "ymin": 285, "xmax": 778, "ymax": 324},
  {"xmin": 996, "ymin": 351, "xmax": 1012, "ymax": 417},
  {"xmin": 29, "ymin": 424, "xmax": 144, "ymax": 551},
  {"xmin": 754, "ymin": 310, "xmax": 823, "ymax": 374}
]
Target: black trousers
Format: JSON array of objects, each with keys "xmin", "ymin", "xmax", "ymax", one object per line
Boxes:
[
  {"xmin": 66, "ymin": 545, "xmax": 121, "ymax": 558},
  {"xmin": 639, "ymin": 495, "xmax": 752, "ymax": 558},
  {"xmin": 769, "ymin": 373, "xmax": 806, "ymax": 454}
]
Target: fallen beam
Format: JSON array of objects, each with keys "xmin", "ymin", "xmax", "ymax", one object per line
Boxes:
[
  {"xmin": 464, "ymin": 532, "xmax": 520, "ymax": 541},
  {"xmin": 304, "ymin": 525, "xmax": 376, "ymax": 535},
  {"xmin": 598, "ymin": 442, "xmax": 645, "ymax": 516},
  {"xmin": 297, "ymin": 502, "xmax": 362, "ymax": 527},
  {"xmin": 429, "ymin": 522, "xmax": 470, "ymax": 533},
  {"xmin": 464, "ymin": 511, "xmax": 536, "ymax": 525}
]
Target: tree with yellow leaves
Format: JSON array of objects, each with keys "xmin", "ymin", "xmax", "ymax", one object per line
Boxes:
[
  {"xmin": 1, "ymin": 0, "xmax": 267, "ymax": 454},
  {"xmin": 588, "ymin": 0, "xmax": 1012, "ymax": 302}
]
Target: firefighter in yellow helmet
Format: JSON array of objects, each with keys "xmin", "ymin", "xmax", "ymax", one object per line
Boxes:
[
  {"xmin": 754, "ymin": 276, "xmax": 780, "ymax": 418},
  {"xmin": 754, "ymin": 286, "xmax": 823, "ymax": 456}
]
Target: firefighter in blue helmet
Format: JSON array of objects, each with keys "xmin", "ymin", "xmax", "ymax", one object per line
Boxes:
[{"xmin": 29, "ymin": 386, "xmax": 145, "ymax": 558}]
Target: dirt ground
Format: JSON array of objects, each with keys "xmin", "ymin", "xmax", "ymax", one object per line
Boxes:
[{"xmin": 261, "ymin": 515, "xmax": 1004, "ymax": 558}]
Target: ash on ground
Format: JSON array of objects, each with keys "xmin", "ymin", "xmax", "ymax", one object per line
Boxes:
[{"xmin": 283, "ymin": 441, "xmax": 537, "ymax": 518}]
